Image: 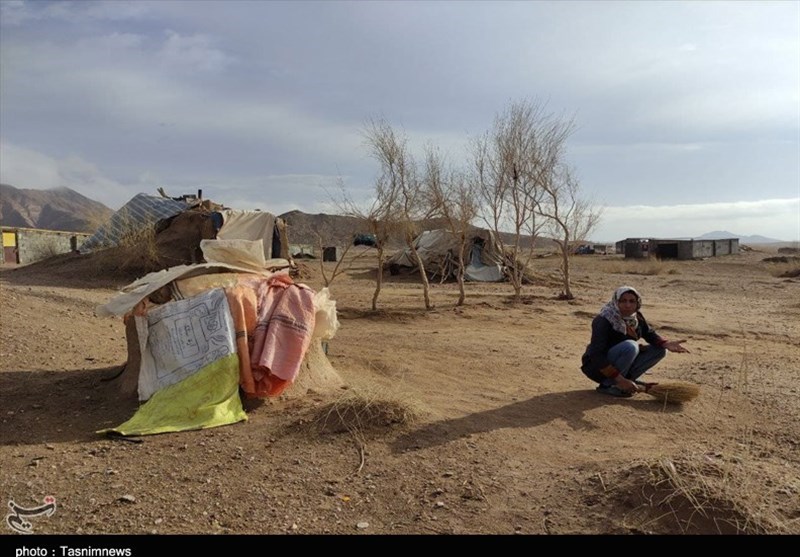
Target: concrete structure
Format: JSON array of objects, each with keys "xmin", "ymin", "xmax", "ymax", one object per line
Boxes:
[
  {"xmin": 592, "ymin": 244, "xmax": 614, "ymax": 255},
  {"xmin": 617, "ymin": 237, "xmax": 739, "ymax": 260},
  {"xmin": 1, "ymin": 226, "xmax": 91, "ymax": 265},
  {"xmin": 289, "ymin": 243, "xmax": 316, "ymax": 258}
]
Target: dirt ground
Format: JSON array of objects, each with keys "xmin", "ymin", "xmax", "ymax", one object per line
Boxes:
[{"xmin": 1, "ymin": 246, "xmax": 799, "ymax": 535}]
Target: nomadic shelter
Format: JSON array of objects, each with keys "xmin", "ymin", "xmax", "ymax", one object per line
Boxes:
[
  {"xmin": 616, "ymin": 237, "xmax": 740, "ymax": 260},
  {"xmin": 79, "ymin": 193, "xmax": 193, "ymax": 253},
  {"xmin": 80, "ymin": 192, "xmax": 290, "ymax": 269},
  {"xmin": 385, "ymin": 228, "xmax": 507, "ymax": 282}
]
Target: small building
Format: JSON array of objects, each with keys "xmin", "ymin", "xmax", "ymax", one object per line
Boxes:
[
  {"xmin": 289, "ymin": 244, "xmax": 316, "ymax": 258},
  {"xmin": 618, "ymin": 237, "xmax": 739, "ymax": 260},
  {"xmin": 592, "ymin": 244, "xmax": 613, "ymax": 255},
  {"xmin": 1, "ymin": 226, "xmax": 91, "ymax": 265}
]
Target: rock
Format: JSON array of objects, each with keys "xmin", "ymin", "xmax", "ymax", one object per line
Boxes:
[
  {"xmin": 119, "ymin": 494, "xmax": 136, "ymax": 503},
  {"xmin": 356, "ymin": 521, "xmax": 369, "ymax": 529}
]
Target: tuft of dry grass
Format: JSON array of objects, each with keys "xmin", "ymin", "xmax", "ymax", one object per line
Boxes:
[
  {"xmin": 618, "ymin": 451, "xmax": 792, "ymax": 534},
  {"xmin": 644, "ymin": 381, "xmax": 700, "ymax": 404},
  {"xmin": 309, "ymin": 387, "xmax": 423, "ymax": 436},
  {"xmin": 298, "ymin": 386, "xmax": 423, "ymax": 476},
  {"xmin": 116, "ymin": 213, "xmax": 160, "ymax": 270}
]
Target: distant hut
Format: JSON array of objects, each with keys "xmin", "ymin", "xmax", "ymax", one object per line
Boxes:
[{"xmin": 619, "ymin": 238, "xmax": 739, "ymax": 260}]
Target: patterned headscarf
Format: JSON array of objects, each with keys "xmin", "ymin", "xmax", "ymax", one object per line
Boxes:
[{"xmin": 598, "ymin": 286, "xmax": 642, "ymax": 335}]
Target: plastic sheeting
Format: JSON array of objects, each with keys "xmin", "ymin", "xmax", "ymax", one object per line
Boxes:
[
  {"xmin": 98, "ymin": 353, "xmax": 246, "ymax": 436},
  {"xmin": 79, "ymin": 193, "xmax": 189, "ymax": 253}
]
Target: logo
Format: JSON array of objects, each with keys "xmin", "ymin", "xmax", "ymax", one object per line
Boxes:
[{"xmin": 6, "ymin": 496, "xmax": 57, "ymax": 534}]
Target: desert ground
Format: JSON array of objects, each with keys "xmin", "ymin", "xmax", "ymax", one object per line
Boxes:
[{"xmin": 1, "ymin": 246, "xmax": 799, "ymax": 535}]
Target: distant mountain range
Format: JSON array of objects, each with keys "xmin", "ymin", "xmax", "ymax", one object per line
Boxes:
[
  {"xmin": 0, "ymin": 184, "xmax": 113, "ymax": 233},
  {"xmin": 690, "ymin": 231, "xmax": 784, "ymax": 244},
  {"xmin": 0, "ymin": 184, "xmax": 788, "ymax": 247}
]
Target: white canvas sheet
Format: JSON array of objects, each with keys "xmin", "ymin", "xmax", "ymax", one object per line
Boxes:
[
  {"xmin": 136, "ymin": 288, "xmax": 236, "ymax": 401},
  {"xmin": 217, "ymin": 210, "xmax": 276, "ymax": 260}
]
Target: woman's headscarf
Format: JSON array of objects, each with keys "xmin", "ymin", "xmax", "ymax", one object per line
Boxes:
[{"xmin": 598, "ymin": 286, "xmax": 642, "ymax": 334}]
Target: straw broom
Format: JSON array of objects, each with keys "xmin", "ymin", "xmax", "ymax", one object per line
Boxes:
[{"xmin": 638, "ymin": 381, "xmax": 700, "ymax": 404}]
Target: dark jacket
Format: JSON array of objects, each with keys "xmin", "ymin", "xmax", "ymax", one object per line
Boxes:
[{"xmin": 581, "ymin": 312, "xmax": 666, "ymax": 383}]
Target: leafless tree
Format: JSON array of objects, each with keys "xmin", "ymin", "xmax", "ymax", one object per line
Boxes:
[
  {"xmin": 332, "ymin": 154, "xmax": 401, "ymax": 311},
  {"xmin": 313, "ymin": 232, "xmax": 369, "ymax": 288},
  {"xmin": 473, "ymin": 99, "xmax": 574, "ymax": 302},
  {"xmin": 425, "ymin": 147, "xmax": 478, "ymax": 306},
  {"xmin": 537, "ymin": 165, "xmax": 603, "ymax": 300},
  {"xmin": 362, "ymin": 118, "xmax": 438, "ymax": 310}
]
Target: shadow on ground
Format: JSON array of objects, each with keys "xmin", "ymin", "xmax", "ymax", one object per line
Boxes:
[
  {"xmin": 391, "ymin": 389, "xmax": 681, "ymax": 453},
  {"xmin": 0, "ymin": 366, "xmax": 139, "ymax": 445}
]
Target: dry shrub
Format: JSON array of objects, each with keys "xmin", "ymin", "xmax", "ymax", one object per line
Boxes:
[
  {"xmin": 309, "ymin": 387, "xmax": 422, "ymax": 436},
  {"xmin": 85, "ymin": 212, "xmax": 162, "ymax": 279},
  {"xmin": 615, "ymin": 452, "xmax": 792, "ymax": 534},
  {"xmin": 117, "ymin": 214, "xmax": 160, "ymax": 268},
  {"xmin": 91, "ymin": 236, "xmax": 160, "ymax": 279}
]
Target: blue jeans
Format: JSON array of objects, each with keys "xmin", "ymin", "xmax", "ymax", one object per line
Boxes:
[{"xmin": 599, "ymin": 341, "xmax": 666, "ymax": 387}]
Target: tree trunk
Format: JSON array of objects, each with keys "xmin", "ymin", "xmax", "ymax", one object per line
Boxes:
[
  {"xmin": 408, "ymin": 242, "xmax": 432, "ymax": 310},
  {"xmin": 511, "ymin": 262, "xmax": 523, "ymax": 303},
  {"xmin": 418, "ymin": 261, "xmax": 432, "ymax": 310},
  {"xmin": 559, "ymin": 235, "xmax": 574, "ymax": 300},
  {"xmin": 561, "ymin": 248, "xmax": 573, "ymax": 299},
  {"xmin": 456, "ymin": 250, "xmax": 466, "ymax": 306},
  {"xmin": 372, "ymin": 247, "xmax": 384, "ymax": 311}
]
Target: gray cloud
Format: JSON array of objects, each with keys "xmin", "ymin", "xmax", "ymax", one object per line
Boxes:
[{"xmin": 1, "ymin": 1, "xmax": 797, "ymax": 240}]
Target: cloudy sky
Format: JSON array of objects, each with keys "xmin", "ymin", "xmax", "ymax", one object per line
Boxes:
[{"xmin": 1, "ymin": 0, "xmax": 798, "ymax": 241}]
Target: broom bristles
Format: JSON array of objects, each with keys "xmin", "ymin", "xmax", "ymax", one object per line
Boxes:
[{"xmin": 645, "ymin": 381, "xmax": 700, "ymax": 403}]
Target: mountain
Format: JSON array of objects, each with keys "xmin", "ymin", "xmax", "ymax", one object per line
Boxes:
[
  {"xmin": 279, "ymin": 210, "xmax": 556, "ymax": 249},
  {"xmin": 0, "ymin": 184, "xmax": 114, "ymax": 233},
  {"xmin": 279, "ymin": 210, "xmax": 367, "ymax": 247},
  {"xmin": 695, "ymin": 230, "xmax": 785, "ymax": 244}
]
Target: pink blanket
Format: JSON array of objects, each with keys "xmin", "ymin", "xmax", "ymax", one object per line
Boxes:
[{"xmin": 248, "ymin": 275, "xmax": 316, "ymax": 396}]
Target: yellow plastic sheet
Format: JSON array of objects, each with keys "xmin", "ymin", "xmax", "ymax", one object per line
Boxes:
[{"xmin": 99, "ymin": 353, "xmax": 247, "ymax": 436}]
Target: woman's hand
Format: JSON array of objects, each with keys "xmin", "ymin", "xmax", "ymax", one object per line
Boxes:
[
  {"xmin": 664, "ymin": 339, "xmax": 689, "ymax": 353},
  {"xmin": 614, "ymin": 376, "xmax": 639, "ymax": 393}
]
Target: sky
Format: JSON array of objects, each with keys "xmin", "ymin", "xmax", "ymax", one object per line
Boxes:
[{"xmin": 1, "ymin": 0, "xmax": 798, "ymax": 242}]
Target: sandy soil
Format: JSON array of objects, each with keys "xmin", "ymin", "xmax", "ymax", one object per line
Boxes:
[{"xmin": 1, "ymin": 247, "xmax": 799, "ymax": 535}]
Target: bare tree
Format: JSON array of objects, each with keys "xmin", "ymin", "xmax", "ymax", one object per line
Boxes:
[
  {"xmin": 362, "ymin": 118, "xmax": 438, "ymax": 310},
  {"xmin": 473, "ymin": 100, "xmax": 574, "ymax": 302},
  {"xmin": 537, "ymin": 165, "xmax": 603, "ymax": 300},
  {"xmin": 425, "ymin": 148, "xmax": 478, "ymax": 306},
  {"xmin": 313, "ymin": 232, "xmax": 370, "ymax": 288},
  {"xmin": 333, "ymin": 173, "xmax": 400, "ymax": 310}
]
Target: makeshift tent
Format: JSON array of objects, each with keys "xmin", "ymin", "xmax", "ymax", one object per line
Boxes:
[
  {"xmin": 97, "ymin": 239, "xmax": 341, "ymax": 436},
  {"xmin": 79, "ymin": 193, "xmax": 190, "ymax": 253},
  {"xmin": 79, "ymin": 193, "xmax": 290, "ymax": 270},
  {"xmin": 386, "ymin": 228, "xmax": 507, "ymax": 282}
]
